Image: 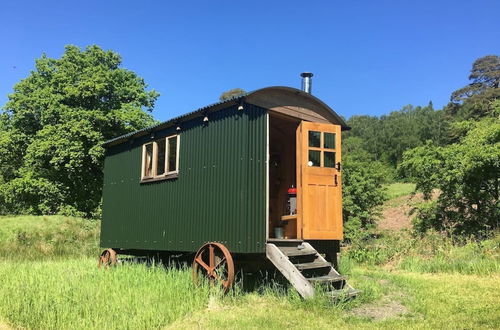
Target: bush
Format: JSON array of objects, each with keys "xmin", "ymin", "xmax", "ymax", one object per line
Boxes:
[
  {"xmin": 398, "ymin": 117, "xmax": 500, "ymax": 239},
  {"xmin": 342, "ymin": 157, "xmax": 387, "ymax": 243}
]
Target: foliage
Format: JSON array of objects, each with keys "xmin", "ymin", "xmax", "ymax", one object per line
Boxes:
[
  {"xmin": 399, "ymin": 117, "xmax": 499, "ymax": 238},
  {"xmin": 219, "ymin": 88, "xmax": 246, "ymax": 101},
  {"xmin": 0, "ymin": 45, "xmax": 159, "ymax": 217},
  {"xmin": 344, "ymin": 102, "xmax": 448, "ymax": 169},
  {"xmin": 342, "ymin": 154, "xmax": 387, "ymax": 242},
  {"xmin": 448, "ymin": 55, "xmax": 500, "ymax": 120}
]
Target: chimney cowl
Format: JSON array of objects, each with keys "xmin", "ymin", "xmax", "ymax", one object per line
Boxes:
[{"xmin": 300, "ymin": 72, "xmax": 313, "ymax": 94}]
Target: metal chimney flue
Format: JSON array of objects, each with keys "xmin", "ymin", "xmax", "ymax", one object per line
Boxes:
[{"xmin": 300, "ymin": 72, "xmax": 313, "ymax": 94}]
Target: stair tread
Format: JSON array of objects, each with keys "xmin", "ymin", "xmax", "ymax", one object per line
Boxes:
[
  {"xmin": 294, "ymin": 261, "xmax": 332, "ymax": 270},
  {"xmin": 282, "ymin": 249, "xmax": 317, "ymax": 257},
  {"xmin": 267, "ymin": 239, "xmax": 304, "ymax": 243},
  {"xmin": 308, "ymin": 274, "xmax": 347, "ymax": 283},
  {"xmin": 327, "ymin": 288, "xmax": 359, "ymax": 299}
]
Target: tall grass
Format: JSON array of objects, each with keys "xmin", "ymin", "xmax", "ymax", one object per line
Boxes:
[
  {"xmin": 0, "ymin": 259, "xmax": 211, "ymax": 329},
  {"xmin": 0, "ymin": 215, "xmax": 100, "ymax": 260},
  {"xmin": 345, "ymin": 230, "xmax": 500, "ymax": 275}
]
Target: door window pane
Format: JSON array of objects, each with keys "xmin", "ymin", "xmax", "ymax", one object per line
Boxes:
[
  {"xmin": 156, "ymin": 139, "xmax": 166, "ymax": 175},
  {"xmin": 144, "ymin": 143, "xmax": 153, "ymax": 177},
  {"xmin": 324, "ymin": 151, "xmax": 336, "ymax": 168},
  {"xmin": 308, "ymin": 150, "xmax": 321, "ymax": 167},
  {"xmin": 308, "ymin": 131, "xmax": 321, "ymax": 148},
  {"xmin": 168, "ymin": 136, "xmax": 178, "ymax": 172},
  {"xmin": 324, "ymin": 133, "xmax": 336, "ymax": 149}
]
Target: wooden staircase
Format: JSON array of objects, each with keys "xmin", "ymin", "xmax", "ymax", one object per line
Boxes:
[{"xmin": 266, "ymin": 240, "xmax": 358, "ymax": 299}]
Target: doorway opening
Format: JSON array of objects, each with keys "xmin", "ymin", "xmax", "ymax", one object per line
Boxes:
[{"xmin": 268, "ymin": 113, "xmax": 300, "ymax": 240}]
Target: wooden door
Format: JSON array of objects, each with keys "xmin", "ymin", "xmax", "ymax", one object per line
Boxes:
[{"xmin": 296, "ymin": 121, "xmax": 343, "ymax": 240}]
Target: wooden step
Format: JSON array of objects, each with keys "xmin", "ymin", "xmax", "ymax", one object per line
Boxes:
[
  {"xmin": 295, "ymin": 261, "xmax": 332, "ymax": 270},
  {"xmin": 267, "ymin": 239, "xmax": 303, "ymax": 244},
  {"xmin": 327, "ymin": 288, "xmax": 359, "ymax": 299},
  {"xmin": 308, "ymin": 274, "xmax": 347, "ymax": 283},
  {"xmin": 280, "ymin": 248, "xmax": 317, "ymax": 257}
]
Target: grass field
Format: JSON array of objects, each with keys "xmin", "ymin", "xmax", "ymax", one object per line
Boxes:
[
  {"xmin": 384, "ymin": 183, "xmax": 417, "ymax": 200},
  {"xmin": 0, "ymin": 214, "xmax": 498, "ymax": 329}
]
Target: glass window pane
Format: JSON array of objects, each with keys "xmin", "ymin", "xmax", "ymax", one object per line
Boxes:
[
  {"xmin": 144, "ymin": 143, "xmax": 153, "ymax": 177},
  {"xmin": 156, "ymin": 139, "xmax": 166, "ymax": 175},
  {"xmin": 324, "ymin": 133, "xmax": 336, "ymax": 149},
  {"xmin": 324, "ymin": 151, "xmax": 336, "ymax": 168},
  {"xmin": 308, "ymin": 150, "xmax": 321, "ymax": 167},
  {"xmin": 168, "ymin": 136, "xmax": 178, "ymax": 172},
  {"xmin": 308, "ymin": 131, "xmax": 321, "ymax": 148}
]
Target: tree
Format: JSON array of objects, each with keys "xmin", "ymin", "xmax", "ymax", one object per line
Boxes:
[
  {"xmin": 219, "ymin": 88, "xmax": 246, "ymax": 101},
  {"xmin": 398, "ymin": 117, "xmax": 499, "ymax": 238},
  {"xmin": 342, "ymin": 153, "xmax": 387, "ymax": 242},
  {"xmin": 0, "ymin": 45, "xmax": 159, "ymax": 217},
  {"xmin": 448, "ymin": 55, "xmax": 500, "ymax": 120},
  {"xmin": 344, "ymin": 102, "xmax": 447, "ymax": 169}
]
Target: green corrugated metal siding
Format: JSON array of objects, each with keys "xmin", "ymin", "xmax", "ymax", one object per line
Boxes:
[{"xmin": 100, "ymin": 104, "xmax": 267, "ymax": 254}]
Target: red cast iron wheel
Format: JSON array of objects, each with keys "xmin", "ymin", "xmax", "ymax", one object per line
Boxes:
[
  {"xmin": 98, "ymin": 248, "xmax": 117, "ymax": 268},
  {"xmin": 192, "ymin": 242, "xmax": 235, "ymax": 294}
]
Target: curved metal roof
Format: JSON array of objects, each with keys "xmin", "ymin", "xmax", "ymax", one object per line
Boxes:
[{"xmin": 103, "ymin": 86, "xmax": 347, "ymax": 147}]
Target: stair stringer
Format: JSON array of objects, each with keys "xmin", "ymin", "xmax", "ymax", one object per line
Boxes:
[
  {"xmin": 266, "ymin": 243, "xmax": 315, "ymax": 299},
  {"xmin": 301, "ymin": 242, "xmax": 356, "ymax": 291}
]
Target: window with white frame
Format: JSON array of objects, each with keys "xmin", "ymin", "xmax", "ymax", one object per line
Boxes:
[{"xmin": 141, "ymin": 134, "xmax": 179, "ymax": 181}]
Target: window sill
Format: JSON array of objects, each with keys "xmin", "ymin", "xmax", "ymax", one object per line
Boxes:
[{"xmin": 140, "ymin": 173, "xmax": 179, "ymax": 184}]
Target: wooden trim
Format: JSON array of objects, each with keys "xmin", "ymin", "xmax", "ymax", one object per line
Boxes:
[
  {"xmin": 266, "ymin": 112, "xmax": 270, "ymax": 240},
  {"xmin": 165, "ymin": 134, "xmax": 180, "ymax": 175},
  {"xmin": 140, "ymin": 172, "xmax": 179, "ymax": 184},
  {"xmin": 296, "ymin": 123, "xmax": 303, "ymax": 239},
  {"xmin": 141, "ymin": 142, "xmax": 154, "ymax": 180},
  {"xmin": 141, "ymin": 134, "xmax": 180, "ymax": 181}
]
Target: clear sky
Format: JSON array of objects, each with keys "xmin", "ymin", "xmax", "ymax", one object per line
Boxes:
[{"xmin": 1, "ymin": 0, "xmax": 499, "ymax": 122}]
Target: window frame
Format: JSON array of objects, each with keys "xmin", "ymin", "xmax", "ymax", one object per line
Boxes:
[
  {"xmin": 307, "ymin": 130, "xmax": 336, "ymax": 168},
  {"xmin": 141, "ymin": 134, "xmax": 180, "ymax": 182},
  {"xmin": 165, "ymin": 134, "xmax": 180, "ymax": 176}
]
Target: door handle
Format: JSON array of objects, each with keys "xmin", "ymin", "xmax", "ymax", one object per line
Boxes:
[
  {"xmin": 336, "ymin": 162, "xmax": 341, "ymax": 171},
  {"xmin": 334, "ymin": 174, "xmax": 338, "ymax": 186}
]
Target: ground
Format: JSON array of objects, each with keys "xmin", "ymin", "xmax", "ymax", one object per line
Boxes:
[{"xmin": 0, "ymin": 187, "xmax": 498, "ymax": 329}]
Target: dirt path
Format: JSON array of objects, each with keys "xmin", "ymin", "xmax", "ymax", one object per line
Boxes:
[
  {"xmin": 378, "ymin": 193, "xmax": 424, "ymax": 231},
  {"xmin": 378, "ymin": 190, "xmax": 439, "ymax": 231}
]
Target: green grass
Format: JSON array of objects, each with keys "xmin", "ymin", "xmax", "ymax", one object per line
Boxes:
[
  {"xmin": 0, "ymin": 259, "xmax": 498, "ymax": 329},
  {"xmin": 0, "ymin": 215, "xmax": 498, "ymax": 329},
  {"xmin": 0, "ymin": 215, "xmax": 100, "ymax": 260},
  {"xmin": 384, "ymin": 182, "xmax": 416, "ymax": 200},
  {"xmin": 0, "ymin": 259, "xmax": 211, "ymax": 329},
  {"xmin": 345, "ymin": 230, "xmax": 500, "ymax": 275}
]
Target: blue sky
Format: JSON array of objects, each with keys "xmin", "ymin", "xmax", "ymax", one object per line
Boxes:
[{"xmin": 1, "ymin": 0, "xmax": 499, "ymax": 121}]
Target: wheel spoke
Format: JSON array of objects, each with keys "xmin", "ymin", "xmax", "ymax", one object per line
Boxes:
[
  {"xmin": 209, "ymin": 245, "xmax": 215, "ymax": 269},
  {"xmin": 213, "ymin": 256, "xmax": 226, "ymax": 270},
  {"xmin": 195, "ymin": 257, "xmax": 211, "ymax": 272}
]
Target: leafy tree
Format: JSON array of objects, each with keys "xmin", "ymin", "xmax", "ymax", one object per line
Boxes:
[
  {"xmin": 447, "ymin": 55, "xmax": 500, "ymax": 120},
  {"xmin": 399, "ymin": 117, "xmax": 499, "ymax": 238},
  {"xmin": 219, "ymin": 88, "xmax": 246, "ymax": 101},
  {"xmin": 0, "ymin": 45, "xmax": 159, "ymax": 217},
  {"xmin": 342, "ymin": 153, "xmax": 387, "ymax": 242},
  {"xmin": 345, "ymin": 102, "xmax": 447, "ymax": 169}
]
